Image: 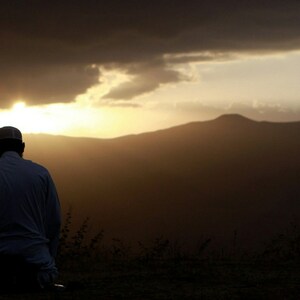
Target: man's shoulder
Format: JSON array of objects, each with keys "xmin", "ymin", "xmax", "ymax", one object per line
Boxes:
[{"xmin": 22, "ymin": 158, "xmax": 50, "ymax": 175}]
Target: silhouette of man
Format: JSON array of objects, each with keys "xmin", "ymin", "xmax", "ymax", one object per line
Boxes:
[{"xmin": 0, "ymin": 126, "xmax": 62, "ymax": 291}]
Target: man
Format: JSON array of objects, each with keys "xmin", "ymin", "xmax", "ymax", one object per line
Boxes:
[{"xmin": 0, "ymin": 126, "xmax": 62, "ymax": 291}]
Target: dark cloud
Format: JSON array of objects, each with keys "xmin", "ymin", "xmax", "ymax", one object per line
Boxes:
[
  {"xmin": 0, "ymin": 64, "xmax": 99, "ymax": 107},
  {"xmin": 1, "ymin": 1, "xmax": 300, "ymax": 107},
  {"xmin": 103, "ymin": 61, "xmax": 187, "ymax": 100}
]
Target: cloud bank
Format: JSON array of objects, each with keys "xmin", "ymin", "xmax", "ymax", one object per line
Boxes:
[{"xmin": 1, "ymin": 1, "xmax": 300, "ymax": 107}]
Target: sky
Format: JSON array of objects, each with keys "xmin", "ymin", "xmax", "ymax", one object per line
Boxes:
[{"xmin": 1, "ymin": 1, "xmax": 300, "ymax": 138}]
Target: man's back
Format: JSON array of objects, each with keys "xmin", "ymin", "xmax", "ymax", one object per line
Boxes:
[
  {"xmin": 0, "ymin": 127, "xmax": 62, "ymax": 289},
  {"xmin": 0, "ymin": 151, "xmax": 60, "ymax": 258}
]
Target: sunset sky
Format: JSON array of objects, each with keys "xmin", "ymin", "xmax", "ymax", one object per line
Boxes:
[{"xmin": 1, "ymin": 1, "xmax": 300, "ymax": 138}]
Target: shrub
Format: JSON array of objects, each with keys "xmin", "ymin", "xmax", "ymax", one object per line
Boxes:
[{"xmin": 57, "ymin": 208, "xmax": 104, "ymax": 268}]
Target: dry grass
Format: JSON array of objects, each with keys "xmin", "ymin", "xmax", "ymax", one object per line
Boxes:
[{"xmin": 2, "ymin": 214, "xmax": 300, "ymax": 299}]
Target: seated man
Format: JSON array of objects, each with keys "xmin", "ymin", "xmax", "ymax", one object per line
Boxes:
[{"xmin": 0, "ymin": 126, "xmax": 63, "ymax": 291}]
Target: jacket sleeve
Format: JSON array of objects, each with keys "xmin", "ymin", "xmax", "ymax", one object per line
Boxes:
[{"xmin": 45, "ymin": 173, "xmax": 61, "ymax": 258}]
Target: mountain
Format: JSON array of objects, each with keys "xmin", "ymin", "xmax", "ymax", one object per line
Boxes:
[{"xmin": 23, "ymin": 115, "xmax": 300, "ymax": 250}]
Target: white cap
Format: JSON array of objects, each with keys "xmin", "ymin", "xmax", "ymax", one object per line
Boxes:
[{"xmin": 0, "ymin": 126, "xmax": 22, "ymax": 141}]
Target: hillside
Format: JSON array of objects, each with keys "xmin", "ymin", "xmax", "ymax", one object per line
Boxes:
[{"xmin": 23, "ymin": 115, "xmax": 300, "ymax": 249}]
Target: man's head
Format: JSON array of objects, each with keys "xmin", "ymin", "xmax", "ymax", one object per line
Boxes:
[{"xmin": 0, "ymin": 126, "xmax": 25, "ymax": 157}]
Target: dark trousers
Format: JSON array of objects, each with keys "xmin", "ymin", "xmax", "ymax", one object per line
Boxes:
[{"xmin": 0, "ymin": 255, "xmax": 41, "ymax": 292}]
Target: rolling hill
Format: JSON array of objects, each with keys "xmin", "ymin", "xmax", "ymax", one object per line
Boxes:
[{"xmin": 23, "ymin": 114, "xmax": 300, "ymax": 250}]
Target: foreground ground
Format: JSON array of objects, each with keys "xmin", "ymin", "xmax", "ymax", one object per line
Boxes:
[{"xmin": 1, "ymin": 259, "xmax": 300, "ymax": 299}]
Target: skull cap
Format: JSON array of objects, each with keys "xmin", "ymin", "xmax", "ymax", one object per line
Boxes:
[{"xmin": 0, "ymin": 126, "xmax": 22, "ymax": 141}]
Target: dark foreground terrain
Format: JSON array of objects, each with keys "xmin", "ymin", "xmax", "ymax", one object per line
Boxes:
[
  {"xmin": 1, "ymin": 259, "xmax": 300, "ymax": 299},
  {"xmin": 2, "ymin": 211, "xmax": 300, "ymax": 299}
]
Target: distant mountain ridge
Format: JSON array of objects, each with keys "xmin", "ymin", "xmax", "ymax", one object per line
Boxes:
[{"xmin": 24, "ymin": 115, "xmax": 300, "ymax": 249}]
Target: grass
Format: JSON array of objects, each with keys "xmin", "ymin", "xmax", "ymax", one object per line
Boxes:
[
  {"xmin": 2, "ymin": 213, "xmax": 300, "ymax": 299},
  {"xmin": 3, "ymin": 259, "xmax": 300, "ymax": 299}
]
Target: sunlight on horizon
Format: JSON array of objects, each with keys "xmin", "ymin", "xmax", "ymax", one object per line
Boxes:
[
  {"xmin": 0, "ymin": 99, "xmax": 198, "ymax": 139},
  {"xmin": 0, "ymin": 67, "xmax": 138, "ymax": 138},
  {"xmin": 0, "ymin": 101, "xmax": 108, "ymax": 137},
  {"xmin": 0, "ymin": 101, "xmax": 64, "ymax": 134},
  {"xmin": 1, "ymin": 52, "xmax": 300, "ymax": 139}
]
